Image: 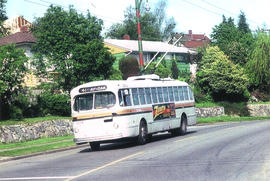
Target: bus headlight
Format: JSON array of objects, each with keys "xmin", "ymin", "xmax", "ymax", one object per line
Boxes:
[{"xmin": 113, "ymin": 123, "xmax": 119, "ymax": 129}]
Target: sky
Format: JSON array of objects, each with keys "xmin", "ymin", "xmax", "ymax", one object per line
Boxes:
[{"xmin": 5, "ymin": 0, "xmax": 270, "ymax": 37}]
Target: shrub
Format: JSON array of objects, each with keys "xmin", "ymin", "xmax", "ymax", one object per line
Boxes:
[
  {"xmin": 219, "ymin": 101, "xmax": 250, "ymax": 117},
  {"xmin": 143, "ymin": 62, "xmax": 170, "ymax": 78},
  {"xmin": 171, "ymin": 60, "xmax": 179, "ymax": 79},
  {"xmin": 196, "ymin": 46, "xmax": 250, "ymax": 102},
  {"xmin": 119, "ymin": 56, "xmax": 139, "ymax": 79},
  {"xmin": 37, "ymin": 92, "xmax": 70, "ymax": 116}
]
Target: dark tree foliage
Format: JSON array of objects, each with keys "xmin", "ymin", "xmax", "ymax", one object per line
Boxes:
[
  {"xmin": 0, "ymin": 0, "xmax": 8, "ymax": 37},
  {"xmin": 171, "ymin": 60, "xmax": 179, "ymax": 79},
  {"xmin": 119, "ymin": 56, "xmax": 139, "ymax": 80},
  {"xmin": 211, "ymin": 13, "xmax": 254, "ymax": 66},
  {"xmin": 32, "ymin": 6, "xmax": 115, "ymax": 92},
  {"xmin": 238, "ymin": 11, "xmax": 251, "ymax": 34},
  {"xmin": 0, "ymin": 44, "xmax": 28, "ymax": 120},
  {"xmin": 105, "ymin": 0, "xmax": 176, "ymax": 41}
]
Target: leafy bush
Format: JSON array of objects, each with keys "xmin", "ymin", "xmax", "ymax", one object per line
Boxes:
[
  {"xmin": 196, "ymin": 46, "xmax": 250, "ymax": 102},
  {"xmin": 119, "ymin": 56, "xmax": 139, "ymax": 79},
  {"xmin": 219, "ymin": 101, "xmax": 250, "ymax": 117},
  {"xmin": 108, "ymin": 68, "xmax": 122, "ymax": 80},
  {"xmin": 143, "ymin": 62, "xmax": 170, "ymax": 78},
  {"xmin": 37, "ymin": 92, "xmax": 70, "ymax": 116},
  {"xmin": 171, "ymin": 60, "xmax": 179, "ymax": 79}
]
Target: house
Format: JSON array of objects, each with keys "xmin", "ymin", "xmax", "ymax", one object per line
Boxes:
[
  {"xmin": 104, "ymin": 38, "xmax": 196, "ymax": 73},
  {"xmin": 0, "ymin": 16, "xmax": 40, "ymax": 87},
  {"xmin": 172, "ymin": 30, "xmax": 210, "ymax": 50},
  {"xmin": 4, "ymin": 16, "xmax": 32, "ymax": 34}
]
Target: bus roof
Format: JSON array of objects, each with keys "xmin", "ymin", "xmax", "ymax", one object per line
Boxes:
[{"xmin": 70, "ymin": 75, "xmax": 189, "ymax": 97}]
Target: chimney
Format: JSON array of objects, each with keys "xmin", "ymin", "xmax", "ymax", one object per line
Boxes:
[
  {"xmin": 123, "ymin": 34, "xmax": 130, "ymax": 40},
  {"xmin": 189, "ymin": 30, "xmax": 193, "ymax": 40},
  {"xmin": 20, "ymin": 26, "xmax": 29, "ymax": 32}
]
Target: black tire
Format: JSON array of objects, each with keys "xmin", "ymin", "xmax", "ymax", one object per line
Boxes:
[
  {"xmin": 90, "ymin": 142, "xmax": 100, "ymax": 151},
  {"xmin": 180, "ymin": 115, "xmax": 187, "ymax": 135},
  {"xmin": 171, "ymin": 115, "xmax": 187, "ymax": 136},
  {"xmin": 137, "ymin": 120, "xmax": 148, "ymax": 145}
]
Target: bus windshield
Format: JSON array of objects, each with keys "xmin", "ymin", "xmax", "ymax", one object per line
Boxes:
[{"xmin": 74, "ymin": 92, "xmax": 116, "ymax": 111}]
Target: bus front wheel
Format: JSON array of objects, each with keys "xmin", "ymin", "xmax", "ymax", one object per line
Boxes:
[
  {"xmin": 90, "ymin": 142, "xmax": 100, "ymax": 151},
  {"xmin": 137, "ymin": 120, "xmax": 148, "ymax": 145}
]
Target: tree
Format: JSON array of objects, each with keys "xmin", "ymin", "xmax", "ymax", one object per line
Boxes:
[
  {"xmin": 171, "ymin": 60, "xmax": 179, "ymax": 79},
  {"xmin": 196, "ymin": 46, "xmax": 249, "ymax": 101},
  {"xmin": 105, "ymin": 0, "xmax": 176, "ymax": 41},
  {"xmin": 238, "ymin": 11, "xmax": 251, "ymax": 34},
  {"xmin": 32, "ymin": 5, "xmax": 115, "ymax": 92},
  {"xmin": 119, "ymin": 56, "xmax": 139, "ymax": 80},
  {"xmin": 0, "ymin": 44, "xmax": 28, "ymax": 120},
  {"xmin": 246, "ymin": 32, "xmax": 270, "ymax": 93},
  {"xmin": 211, "ymin": 13, "xmax": 254, "ymax": 65},
  {"xmin": 0, "ymin": 0, "xmax": 8, "ymax": 37}
]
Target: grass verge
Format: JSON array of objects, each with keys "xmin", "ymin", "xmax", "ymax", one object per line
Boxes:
[
  {"xmin": 0, "ymin": 135, "xmax": 75, "ymax": 157},
  {"xmin": 0, "ymin": 116, "xmax": 71, "ymax": 126},
  {"xmin": 198, "ymin": 115, "xmax": 270, "ymax": 124}
]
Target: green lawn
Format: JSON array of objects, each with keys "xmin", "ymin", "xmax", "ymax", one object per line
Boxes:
[
  {"xmin": 0, "ymin": 135, "xmax": 75, "ymax": 157},
  {"xmin": 198, "ymin": 115, "xmax": 270, "ymax": 124},
  {"xmin": 0, "ymin": 116, "xmax": 71, "ymax": 126}
]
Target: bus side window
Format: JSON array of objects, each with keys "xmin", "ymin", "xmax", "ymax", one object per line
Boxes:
[
  {"xmin": 183, "ymin": 86, "xmax": 189, "ymax": 100},
  {"xmin": 132, "ymin": 88, "xmax": 140, "ymax": 105},
  {"xmin": 168, "ymin": 87, "xmax": 174, "ymax": 102},
  {"xmin": 119, "ymin": 89, "xmax": 131, "ymax": 106},
  {"xmin": 178, "ymin": 86, "xmax": 184, "ymax": 101},
  {"xmin": 145, "ymin": 88, "xmax": 152, "ymax": 104},
  {"xmin": 157, "ymin": 87, "xmax": 164, "ymax": 103},
  {"xmin": 139, "ymin": 88, "xmax": 146, "ymax": 105},
  {"xmin": 163, "ymin": 87, "xmax": 169, "ymax": 102},
  {"xmin": 173, "ymin": 86, "xmax": 179, "ymax": 101},
  {"xmin": 189, "ymin": 87, "xmax": 194, "ymax": 101},
  {"xmin": 151, "ymin": 87, "xmax": 158, "ymax": 103}
]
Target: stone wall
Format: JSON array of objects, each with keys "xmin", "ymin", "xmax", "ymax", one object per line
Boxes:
[
  {"xmin": 196, "ymin": 107, "xmax": 225, "ymax": 118},
  {"xmin": 0, "ymin": 119, "xmax": 73, "ymax": 143},
  {"xmin": 247, "ymin": 104, "xmax": 270, "ymax": 117}
]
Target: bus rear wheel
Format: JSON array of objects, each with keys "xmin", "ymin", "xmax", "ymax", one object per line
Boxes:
[
  {"xmin": 171, "ymin": 115, "xmax": 187, "ymax": 136},
  {"xmin": 90, "ymin": 142, "xmax": 100, "ymax": 151},
  {"xmin": 180, "ymin": 115, "xmax": 187, "ymax": 135},
  {"xmin": 137, "ymin": 120, "xmax": 148, "ymax": 145}
]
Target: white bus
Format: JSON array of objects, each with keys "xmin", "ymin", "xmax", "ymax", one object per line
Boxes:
[{"xmin": 70, "ymin": 74, "xmax": 197, "ymax": 150}]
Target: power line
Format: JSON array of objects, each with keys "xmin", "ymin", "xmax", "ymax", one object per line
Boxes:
[
  {"xmin": 180, "ymin": 0, "xmax": 223, "ymax": 17},
  {"xmin": 24, "ymin": 0, "xmax": 123, "ymax": 24},
  {"xmin": 196, "ymin": 0, "xmax": 261, "ymax": 26}
]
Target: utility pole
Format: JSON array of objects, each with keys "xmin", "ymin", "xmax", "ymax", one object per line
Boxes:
[{"xmin": 135, "ymin": 0, "xmax": 144, "ymax": 67}]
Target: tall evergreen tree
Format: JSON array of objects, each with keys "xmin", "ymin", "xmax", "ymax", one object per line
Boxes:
[
  {"xmin": 238, "ymin": 11, "xmax": 251, "ymax": 34},
  {"xmin": 0, "ymin": 0, "xmax": 8, "ymax": 37},
  {"xmin": 211, "ymin": 12, "xmax": 254, "ymax": 65}
]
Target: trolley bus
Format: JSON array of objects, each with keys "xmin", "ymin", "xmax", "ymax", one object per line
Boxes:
[{"xmin": 70, "ymin": 74, "xmax": 197, "ymax": 150}]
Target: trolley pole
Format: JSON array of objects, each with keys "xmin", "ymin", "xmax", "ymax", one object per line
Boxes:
[{"xmin": 135, "ymin": 0, "xmax": 144, "ymax": 67}]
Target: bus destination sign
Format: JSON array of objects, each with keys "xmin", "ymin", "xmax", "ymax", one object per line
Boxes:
[{"xmin": 79, "ymin": 85, "xmax": 107, "ymax": 93}]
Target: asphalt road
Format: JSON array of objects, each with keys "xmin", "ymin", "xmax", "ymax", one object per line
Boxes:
[{"xmin": 0, "ymin": 120, "xmax": 270, "ymax": 181}]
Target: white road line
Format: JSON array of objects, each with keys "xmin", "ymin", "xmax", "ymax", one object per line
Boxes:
[
  {"xmin": 65, "ymin": 151, "xmax": 144, "ymax": 181},
  {"xmin": 0, "ymin": 176, "xmax": 73, "ymax": 180}
]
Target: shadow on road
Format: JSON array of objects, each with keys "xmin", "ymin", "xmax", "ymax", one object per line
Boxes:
[{"xmin": 78, "ymin": 130, "xmax": 197, "ymax": 153}]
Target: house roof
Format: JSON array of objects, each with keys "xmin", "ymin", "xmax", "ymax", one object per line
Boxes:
[
  {"xmin": 0, "ymin": 31, "xmax": 36, "ymax": 46},
  {"xmin": 104, "ymin": 39, "xmax": 196, "ymax": 54},
  {"xmin": 184, "ymin": 40, "xmax": 209, "ymax": 49}
]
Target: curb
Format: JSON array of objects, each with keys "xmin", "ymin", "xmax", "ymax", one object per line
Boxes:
[{"xmin": 0, "ymin": 144, "xmax": 88, "ymax": 163}]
